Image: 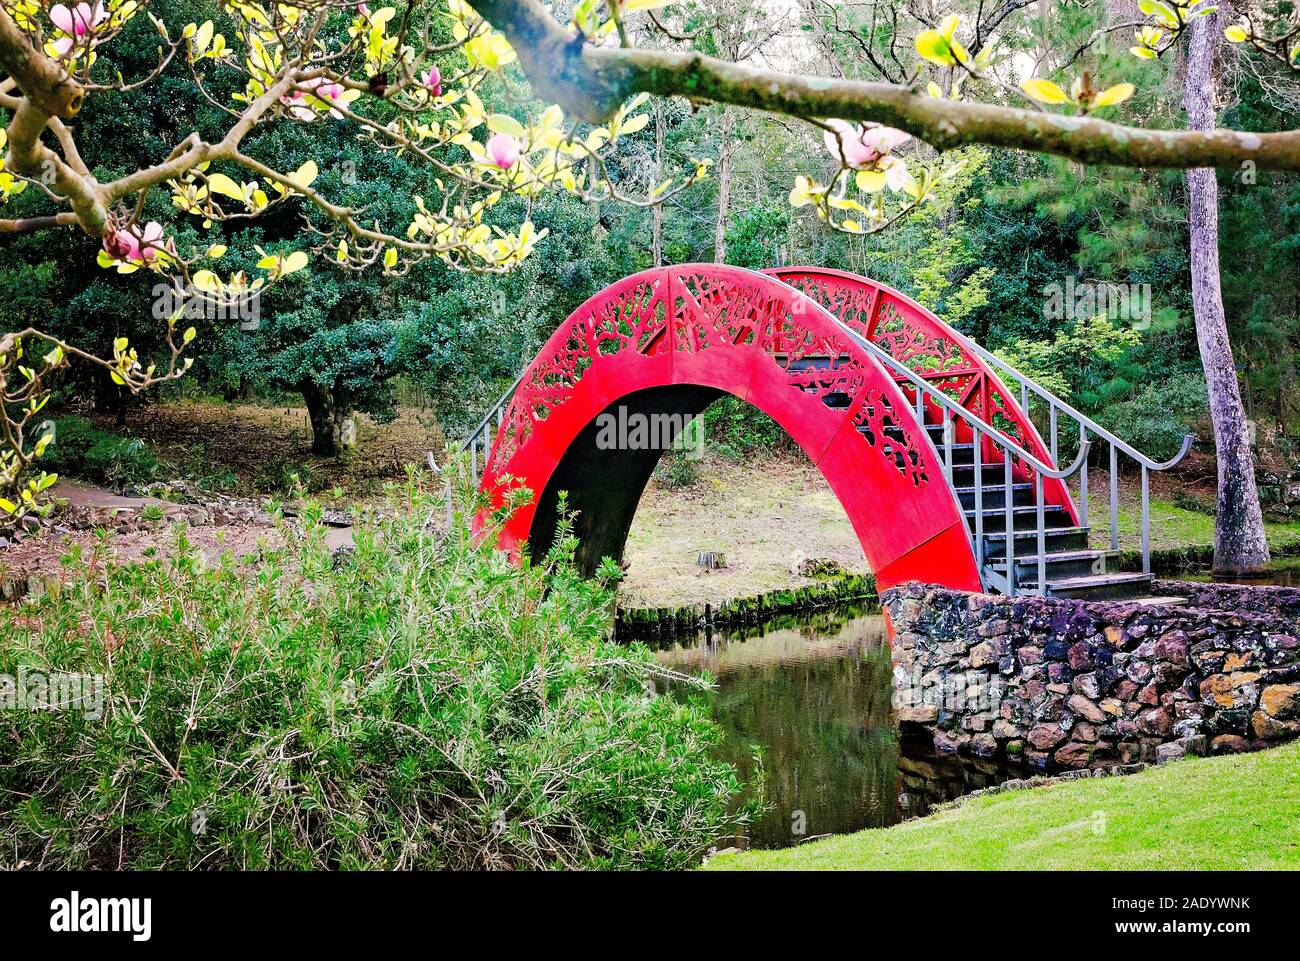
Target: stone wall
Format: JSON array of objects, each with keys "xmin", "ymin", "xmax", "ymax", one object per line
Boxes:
[{"xmin": 884, "ymin": 582, "xmax": 1300, "ymax": 771}]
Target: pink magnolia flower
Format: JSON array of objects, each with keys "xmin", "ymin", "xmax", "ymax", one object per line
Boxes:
[
  {"xmin": 822, "ymin": 119, "xmax": 911, "ymax": 170},
  {"xmin": 49, "ymin": 1, "xmax": 107, "ymax": 56},
  {"xmin": 486, "ymin": 133, "xmax": 520, "ymax": 170},
  {"xmin": 422, "ymin": 66, "xmax": 442, "ymax": 97},
  {"xmin": 879, "ymin": 156, "xmax": 912, "ymax": 192},
  {"xmin": 282, "ymin": 78, "xmax": 353, "ymax": 121},
  {"xmin": 103, "ymin": 221, "xmax": 170, "ymax": 264}
]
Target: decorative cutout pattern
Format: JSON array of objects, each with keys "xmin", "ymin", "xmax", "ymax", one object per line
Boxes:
[
  {"xmin": 873, "ymin": 300, "xmax": 968, "ymax": 373},
  {"xmin": 780, "ymin": 272, "xmax": 877, "ymax": 339},
  {"xmin": 855, "ymin": 388, "xmax": 928, "ymax": 486},
  {"xmin": 765, "ymin": 267, "xmax": 1067, "ymax": 500},
  {"xmin": 489, "ymin": 276, "xmax": 664, "ymax": 471},
  {"xmin": 486, "ymin": 267, "xmax": 931, "ymax": 486}
]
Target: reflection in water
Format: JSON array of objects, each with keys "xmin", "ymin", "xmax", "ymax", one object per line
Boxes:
[
  {"xmin": 647, "ymin": 606, "xmax": 1016, "ymax": 850},
  {"xmin": 1183, "ymin": 556, "xmax": 1300, "ymax": 586}
]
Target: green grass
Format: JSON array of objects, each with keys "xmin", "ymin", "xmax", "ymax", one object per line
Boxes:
[
  {"xmin": 1115, "ymin": 495, "xmax": 1300, "ymax": 555},
  {"xmin": 706, "ymin": 742, "xmax": 1300, "ymax": 870}
]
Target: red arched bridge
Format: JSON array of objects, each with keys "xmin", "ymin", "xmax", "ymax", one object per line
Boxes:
[{"xmin": 464, "ymin": 265, "xmax": 1191, "ymax": 602}]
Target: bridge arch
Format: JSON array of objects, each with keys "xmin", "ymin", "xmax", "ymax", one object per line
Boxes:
[
  {"xmin": 477, "ymin": 264, "xmax": 982, "ymax": 593},
  {"xmin": 764, "ymin": 266, "xmax": 1075, "ymax": 521}
]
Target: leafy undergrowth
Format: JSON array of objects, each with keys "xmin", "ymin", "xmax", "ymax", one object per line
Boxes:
[
  {"xmin": 707, "ymin": 741, "xmax": 1300, "ymax": 871},
  {"xmin": 65, "ymin": 400, "xmax": 446, "ymax": 499},
  {"xmin": 0, "ymin": 469, "xmax": 751, "ymax": 870}
]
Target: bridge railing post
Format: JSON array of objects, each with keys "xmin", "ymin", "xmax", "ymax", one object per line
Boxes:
[
  {"xmin": 1004, "ymin": 455, "xmax": 1016, "ymax": 595},
  {"xmin": 1110, "ymin": 442, "xmax": 1120, "ymax": 552},
  {"xmin": 1141, "ymin": 465, "xmax": 1151, "ymax": 575},
  {"xmin": 942, "ymin": 406, "xmax": 953, "ymax": 486},
  {"xmin": 974, "ymin": 433, "xmax": 984, "ymax": 575},
  {"xmin": 1078, "ymin": 425, "xmax": 1089, "ymax": 528},
  {"xmin": 1035, "ymin": 470, "xmax": 1047, "ymax": 597}
]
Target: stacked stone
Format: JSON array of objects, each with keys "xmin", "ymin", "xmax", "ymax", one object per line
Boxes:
[{"xmin": 886, "ymin": 582, "xmax": 1300, "ymax": 773}]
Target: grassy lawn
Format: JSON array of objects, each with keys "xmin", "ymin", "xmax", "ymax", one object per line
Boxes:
[
  {"xmin": 1078, "ymin": 468, "xmax": 1300, "ymax": 557},
  {"xmin": 1117, "ymin": 498, "xmax": 1300, "ymax": 555},
  {"xmin": 706, "ymin": 741, "xmax": 1300, "ymax": 870}
]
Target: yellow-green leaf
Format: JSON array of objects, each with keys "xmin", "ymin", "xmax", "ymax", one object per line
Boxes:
[
  {"xmin": 855, "ymin": 169, "xmax": 887, "ymax": 193},
  {"xmin": 206, "ymin": 173, "xmax": 245, "ymax": 201},
  {"xmin": 1091, "ymin": 82, "xmax": 1135, "ymax": 108},
  {"xmin": 1224, "ymin": 24, "xmax": 1247, "ymax": 43},
  {"xmin": 915, "ymin": 30, "xmax": 954, "ymax": 66},
  {"xmin": 1022, "ymin": 78, "xmax": 1070, "ymax": 104},
  {"xmin": 487, "ymin": 114, "xmax": 527, "ymax": 138},
  {"xmin": 623, "ymin": 0, "xmax": 680, "ymax": 11},
  {"xmin": 292, "ymin": 160, "xmax": 319, "ymax": 189}
]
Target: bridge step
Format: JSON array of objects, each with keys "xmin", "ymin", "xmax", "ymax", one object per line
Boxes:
[
  {"xmin": 954, "ymin": 483, "xmax": 1035, "ymax": 510},
  {"xmin": 981, "ymin": 526, "xmax": 1092, "ymax": 559},
  {"xmin": 1030, "ymin": 571, "xmax": 1157, "ymax": 601},
  {"xmin": 1114, "ymin": 595, "xmax": 1188, "ymax": 608},
  {"xmin": 964, "ymin": 504, "xmax": 1073, "ymax": 533},
  {"xmin": 987, "ymin": 548, "xmax": 1121, "ymax": 581}
]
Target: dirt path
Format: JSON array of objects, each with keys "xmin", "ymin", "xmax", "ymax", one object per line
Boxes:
[
  {"xmin": 0, "ymin": 479, "xmax": 290, "ymax": 596},
  {"xmin": 621, "ymin": 456, "xmax": 866, "ymax": 608}
]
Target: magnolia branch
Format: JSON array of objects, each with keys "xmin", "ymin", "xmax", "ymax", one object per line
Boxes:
[{"xmin": 467, "ymin": 0, "xmax": 1300, "ymax": 170}]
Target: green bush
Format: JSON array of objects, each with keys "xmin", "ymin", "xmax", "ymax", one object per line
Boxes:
[
  {"xmin": 0, "ymin": 470, "xmax": 750, "ymax": 870},
  {"xmin": 41, "ymin": 415, "xmax": 159, "ymax": 489},
  {"xmin": 1099, "ymin": 373, "xmax": 1208, "ymax": 462},
  {"xmin": 702, "ymin": 396, "xmax": 787, "ymax": 460},
  {"xmin": 654, "ymin": 450, "xmax": 700, "ymax": 488},
  {"xmin": 252, "ymin": 459, "xmax": 321, "ymax": 496}
]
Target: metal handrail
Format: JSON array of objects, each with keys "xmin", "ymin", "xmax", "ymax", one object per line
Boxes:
[
  {"xmin": 960, "ymin": 337, "xmax": 1192, "ymax": 572},
  {"xmin": 847, "ymin": 332, "xmax": 1091, "ymax": 596},
  {"xmin": 460, "ymin": 371, "xmax": 525, "ymax": 482},
  {"xmin": 970, "ymin": 339, "xmax": 1193, "ymax": 471}
]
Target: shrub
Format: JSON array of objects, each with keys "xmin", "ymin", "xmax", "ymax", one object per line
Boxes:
[
  {"xmin": 41, "ymin": 415, "xmax": 159, "ymax": 489},
  {"xmin": 1099, "ymin": 373, "xmax": 1209, "ymax": 462},
  {"xmin": 0, "ymin": 470, "xmax": 750, "ymax": 870},
  {"xmin": 252, "ymin": 459, "xmax": 320, "ymax": 496},
  {"xmin": 701, "ymin": 395, "xmax": 787, "ymax": 460},
  {"xmin": 654, "ymin": 450, "xmax": 701, "ymax": 488}
]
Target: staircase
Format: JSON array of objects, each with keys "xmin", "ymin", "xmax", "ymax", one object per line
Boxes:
[
  {"xmin": 851, "ymin": 332, "xmax": 1191, "ymax": 605},
  {"xmin": 770, "ymin": 267, "xmax": 1194, "ymax": 604},
  {"xmin": 883, "ymin": 418, "xmax": 1174, "ymax": 604}
]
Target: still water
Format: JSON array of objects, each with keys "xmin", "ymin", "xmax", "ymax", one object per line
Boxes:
[
  {"xmin": 647, "ymin": 606, "xmax": 1014, "ymax": 850},
  {"xmin": 1183, "ymin": 556, "xmax": 1300, "ymax": 586}
]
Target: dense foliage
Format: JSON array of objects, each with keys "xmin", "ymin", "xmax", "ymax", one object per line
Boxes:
[{"xmin": 0, "ymin": 471, "xmax": 751, "ymax": 869}]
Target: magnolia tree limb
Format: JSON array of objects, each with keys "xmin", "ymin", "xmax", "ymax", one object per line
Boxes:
[{"xmin": 467, "ymin": 0, "xmax": 1300, "ymax": 170}]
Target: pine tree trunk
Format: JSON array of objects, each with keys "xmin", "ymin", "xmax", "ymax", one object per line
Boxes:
[
  {"xmin": 1184, "ymin": 12, "xmax": 1270, "ymax": 575},
  {"xmin": 301, "ymin": 381, "xmax": 343, "ymax": 457},
  {"xmin": 713, "ymin": 106, "xmax": 734, "ymax": 264},
  {"xmin": 651, "ymin": 101, "xmax": 664, "ymax": 267}
]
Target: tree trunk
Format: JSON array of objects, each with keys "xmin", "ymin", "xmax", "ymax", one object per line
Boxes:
[
  {"xmin": 300, "ymin": 381, "xmax": 345, "ymax": 457},
  {"xmin": 713, "ymin": 106, "xmax": 734, "ymax": 264},
  {"xmin": 651, "ymin": 100, "xmax": 664, "ymax": 267},
  {"xmin": 1184, "ymin": 12, "xmax": 1270, "ymax": 575}
]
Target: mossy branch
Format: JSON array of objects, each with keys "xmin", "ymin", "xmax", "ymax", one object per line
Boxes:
[{"xmin": 468, "ymin": 0, "xmax": 1300, "ymax": 171}]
